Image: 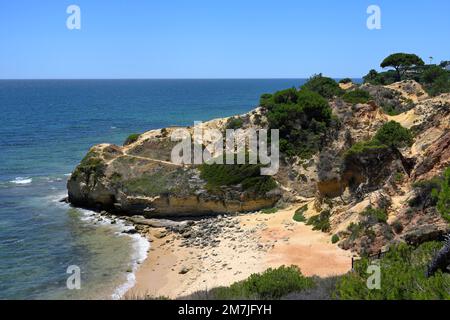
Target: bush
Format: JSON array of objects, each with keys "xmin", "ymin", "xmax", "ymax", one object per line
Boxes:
[
  {"xmin": 293, "ymin": 205, "xmax": 308, "ymax": 222},
  {"xmin": 334, "ymin": 242, "xmax": 450, "ymax": 300},
  {"xmin": 361, "ymin": 206, "xmax": 388, "ymax": 224},
  {"xmin": 342, "ymin": 89, "xmax": 371, "ymax": 104},
  {"xmin": 436, "ymin": 167, "xmax": 450, "ymax": 222},
  {"xmin": 226, "ymin": 117, "xmax": 244, "ymax": 130},
  {"xmin": 331, "ymin": 234, "xmax": 340, "ymax": 244},
  {"xmin": 345, "ymin": 139, "xmax": 388, "ymax": 158},
  {"xmin": 301, "ymin": 74, "xmax": 343, "ymax": 99},
  {"xmin": 419, "ymin": 65, "xmax": 450, "ymax": 96},
  {"xmin": 363, "ymin": 69, "xmax": 398, "ymax": 85},
  {"xmin": 71, "ymin": 150, "xmax": 106, "ymax": 180},
  {"xmin": 339, "ymin": 78, "xmax": 353, "ymax": 84},
  {"xmin": 374, "ymin": 121, "xmax": 413, "ymax": 148},
  {"xmin": 409, "ymin": 178, "xmax": 442, "ymax": 209},
  {"xmin": 266, "ymin": 89, "xmax": 333, "ymax": 158},
  {"xmin": 307, "ymin": 210, "xmax": 331, "ymax": 232},
  {"xmin": 124, "ymin": 133, "xmax": 141, "ymax": 146},
  {"xmin": 199, "ymin": 161, "xmax": 277, "ymax": 195},
  {"xmin": 209, "ymin": 266, "xmax": 315, "ymax": 299}
]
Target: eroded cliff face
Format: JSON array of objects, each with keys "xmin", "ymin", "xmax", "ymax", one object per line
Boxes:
[
  {"xmin": 68, "ymin": 81, "xmax": 449, "ymax": 253},
  {"xmin": 67, "ymin": 109, "xmax": 281, "ymax": 217}
]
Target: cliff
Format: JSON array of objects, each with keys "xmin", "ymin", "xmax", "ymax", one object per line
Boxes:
[{"xmin": 67, "ymin": 80, "xmax": 450, "ymax": 253}]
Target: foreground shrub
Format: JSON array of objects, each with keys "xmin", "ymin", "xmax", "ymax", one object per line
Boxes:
[
  {"xmin": 210, "ymin": 266, "xmax": 315, "ymax": 299},
  {"xmin": 334, "ymin": 242, "xmax": 450, "ymax": 300}
]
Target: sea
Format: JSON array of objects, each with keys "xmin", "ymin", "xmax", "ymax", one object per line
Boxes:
[{"xmin": 0, "ymin": 79, "xmax": 318, "ymax": 299}]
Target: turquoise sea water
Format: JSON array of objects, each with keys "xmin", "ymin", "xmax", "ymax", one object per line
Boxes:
[{"xmin": 0, "ymin": 79, "xmax": 313, "ymax": 299}]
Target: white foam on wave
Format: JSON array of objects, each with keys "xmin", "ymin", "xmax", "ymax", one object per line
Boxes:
[
  {"xmin": 10, "ymin": 177, "xmax": 32, "ymax": 185},
  {"xmin": 112, "ymin": 233, "xmax": 150, "ymax": 300},
  {"xmin": 75, "ymin": 208, "xmax": 150, "ymax": 300}
]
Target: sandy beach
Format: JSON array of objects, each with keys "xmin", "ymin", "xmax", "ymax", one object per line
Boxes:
[{"xmin": 125, "ymin": 205, "xmax": 353, "ymax": 299}]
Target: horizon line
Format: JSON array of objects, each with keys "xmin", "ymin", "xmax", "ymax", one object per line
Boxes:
[{"xmin": 0, "ymin": 77, "xmax": 363, "ymax": 81}]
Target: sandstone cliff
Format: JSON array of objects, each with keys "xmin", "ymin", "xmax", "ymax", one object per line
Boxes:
[{"xmin": 68, "ymin": 80, "xmax": 449, "ymax": 253}]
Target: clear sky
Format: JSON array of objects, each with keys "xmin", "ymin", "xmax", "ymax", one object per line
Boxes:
[{"xmin": 1, "ymin": 0, "xmax": 449, "ymax": 79}]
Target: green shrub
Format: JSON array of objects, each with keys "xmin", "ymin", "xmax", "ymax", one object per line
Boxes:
[
  {"xmin": 307, "ymin": 210, "xmax": 331, "ymax": 232},
  {"xmin": 409, "ymin": 177, "xmax": 442, "ymax": 209},
  {"xmin": 421, "ymin": 66, "xmax": 450, "ymax": 97},
  {"xmin": 210, "ymin": 266, "xmax": 315, "ymax": 299},
  {"xmin": 361, "ymin": 206, "xmax": 388, "ymax": 224},
  {"xmin": 374, "ymin": 121, "xmax": 413, "ymax": 148},
  {"xmin": 226, "ymin": 117, "xmax": 244, "ymax": 130},
  {"xmin": 334, "ymin": 242, "xmax": 450, "ymax": 300},
  {"xmin": 301, "ymin": 74, "xmax": 343, "ymax": 99},
  {"xmin": 339, "ymin": 78, "xmax": 353, "ymax": 84},
  {"xmin": 345, "ymin": 140, "xmax": 388, "ymax": 158},
  {"xmin": 293, "ymin": 205, "xmax": 308, "ymax": 222},
  {"xmin": 347, "ymin": 222, "xmax": 364, "ymax": 241},
  {"xmin": 363, "ymin": 69, "xmax": 398, "ymax": 85},
  {"xmin": 199, "ymin": 161, "xmax": 277, "ymax": 195},
  {"xmin": 331, "ymin": 234, "xmax": 340, "ymax": 244},
  {"xmin": 71, "ymin": 150, "xmax": 106, "ymax": 180},
  {"xmin": 342, "ymin": 89, "xmax": 371, "ymax": 104},
  {"xmin": 437, "ymin": 167, "xmax": 450, "ymax": 222},
  {"xmin": 266, "ymin": 89, "xmax": 333, "ymax": 158},
  {"xmin": 124, "ymin": 133, "xmax": 141, "ymax": 146}
]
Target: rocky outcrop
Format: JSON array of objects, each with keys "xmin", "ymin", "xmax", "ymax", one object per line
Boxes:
[{"xmin": 68, "ymin": 114, "xmax": 281, "ymax": 217}]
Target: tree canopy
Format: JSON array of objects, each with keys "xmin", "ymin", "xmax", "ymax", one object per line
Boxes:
[{"xmin": 380, "ymin": 53, "xmax": 425, "ymax": 81}]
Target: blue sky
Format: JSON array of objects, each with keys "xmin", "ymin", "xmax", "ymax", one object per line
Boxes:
[{"xmin": 1, "ymin": 0, "xmax": 449, "ymax": 79}]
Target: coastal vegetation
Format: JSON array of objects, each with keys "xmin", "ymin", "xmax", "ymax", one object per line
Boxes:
[
  {"xmin": 199, "ymin": 161, "xmax": 277, "ymax": 195},
  {"xmin": 124, "ymin": 133, "xmax": 141, "ymax": 145},
  {"xmin": 306, "ymin": 210, "xmax": 331, "ymax": 232},
  {"xmin": 345, "ymin": 121, "xmax": 413, "ymax": 159},
  {"xmin": 364, "ymin": 53, "xmax": 450, "ymax": 96},
  {"xmin": 342, "ymin": 89, "xmax": 371, "ymax": 104},
  {"xmin": 293, "ymin": 205, "xmax": 307, "ymax": 222},
  {"xmin": 199, "ymin": 266, "xmax": 315, "ymax": 300},
  {"xmin": 301, "ymin": 74, "xmax": 343, "ymax": 98},
  {"xmin": 263, "ymin": 88, "xmax": 335, "ymax": 158}
]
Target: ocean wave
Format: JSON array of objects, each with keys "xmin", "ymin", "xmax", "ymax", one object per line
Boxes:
[
  {"xmin": 10, "ymin": 177, "xmax": 32, "ymax": 185},
  {"xmin": 76, "ymin": 208, "xmax": 150, "ymax": 300}
]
